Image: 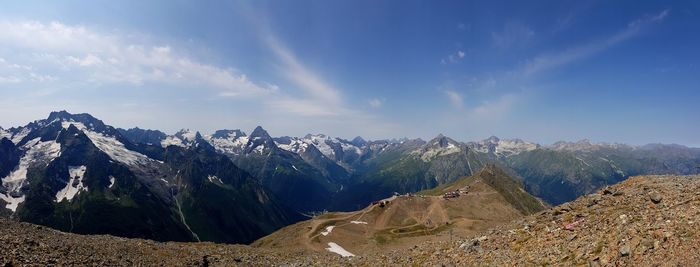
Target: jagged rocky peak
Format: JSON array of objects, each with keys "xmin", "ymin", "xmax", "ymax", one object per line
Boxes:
[
  {"xmin": 351, "ymin": 136, "xmax": 367, "ymax": 147},
  {"xmin": 244, "ymin": 126, "xmax": 277, "ymax": 154},
  {"xmin": 428, "ymin": 134, "xmax": 458, "ymax": 148},
  {"xmin": 250, "ymin": 126, "xmax": 273, "ymax": 140},
  {"xmin": 44, "ymin": 110, "xmax": 108, "ymax": 132},
  {"xmin": 174, "ymin": 129, "xmax": 199, "ymax": 142},
  {"xmin": 485, "ymin": 135, "xmax": 500, "ymax": 144},
  {"xmin": 117, "ymin": 127, "xmax": 167, "ymax": 145},
  {"xmin": 304, "ymin": 133, "xmax": 330, "ymax": 140},
  {"xmin": 0, "ymin": 127, "xmax": 10, "ymax": 141},
  {"xmin": 410, "ymin": 134, "xmax": 462, "ymax": 162}
]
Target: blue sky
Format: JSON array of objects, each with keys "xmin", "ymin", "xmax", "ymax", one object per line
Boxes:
[{"xmin": 0, "ymin": 1, "xmax": 698, "ymax": 146}]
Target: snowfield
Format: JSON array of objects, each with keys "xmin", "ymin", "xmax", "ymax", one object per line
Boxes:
[
  {"xmin": 326, "ymin": 242, "xmax": 355, "ymax": 257},
  {"xmin": 0, "ymin": 138, "xmax": 62, "ymax": 212},
  {"xmin": 207, "ymin": 134, "xmax": 248, "ymax": 155},
  {"xmin": 276, "ymin": 138, "xmax": 309, "ymax": 154},
  {"xmin": 415, "ymin": 141, "xmax": 461, "ymax": 161},
  {"xmin": 62, "ymin": 121, "xmax": 156, "ymax": 167},
  {"xmin": 55, "ymin": 165, "xmax": 88, "ymax": 202}
]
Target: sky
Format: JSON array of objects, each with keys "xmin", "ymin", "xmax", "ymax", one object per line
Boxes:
[{"xmin": 0, "ymin": 1, "xmax": 698, "ymax": 146}]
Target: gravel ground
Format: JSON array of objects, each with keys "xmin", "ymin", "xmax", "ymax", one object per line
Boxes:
[{"xmin": 2, "ymin": 174, "xmax": 700, "ymax": 266}]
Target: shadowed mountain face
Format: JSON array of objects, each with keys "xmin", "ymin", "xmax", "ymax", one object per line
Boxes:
[
  {"xmin": 116, "ymin": 117, "xmax": 700, "ymax": 209},
  {"xmin": 0, "ymin": 111, "xmax": 302, "ymax": 244}
]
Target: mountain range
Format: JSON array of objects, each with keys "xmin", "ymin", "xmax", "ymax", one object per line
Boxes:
[{"xmin": 1, "ymin": 111, "xmax": 699, "ymax": 244}]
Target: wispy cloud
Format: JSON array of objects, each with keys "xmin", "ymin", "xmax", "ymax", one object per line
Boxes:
[
  {"xmin": 520, "ymin": 9, "xmax": 670, "ymax": 77},
  {"xmin": 471, "ymin": 93, "xmax": 518, "ymax": 118},
  {"xmin": 491, "ymin": 22, "xmax": 535, "ymax": 49},
  {"xmin": 441, "ymin": 50, "xmax": 465, "ymax": 64},
  {"xmin": 442, "ymin": 10, "xmax": 671, "ymax": 128},
  {"xmin": 0, "ymin": 20, "xmax": 275, "ymax": 97},
  {"xmin": 445, "ymin": 90, "xmax": 464, "ymax": 109},
  {"xmin": 235, "ymin": 8, "xmax": 403, "ymax": 137},
  {"xmin": 265, "ymin": 36, "xmax": 342, "ymax": 105},
  {"xmin": 457, "ymin": 23, "xmax": 469, "ymax": 31},
  {"xmin": 368, "ymin": 98, "xmax": 383, "ymax": 108}
]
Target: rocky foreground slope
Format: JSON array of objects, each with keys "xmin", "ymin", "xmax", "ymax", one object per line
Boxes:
[{"xmin": 2, "ymin": 174, "xmax": 700, "ymax": 266}]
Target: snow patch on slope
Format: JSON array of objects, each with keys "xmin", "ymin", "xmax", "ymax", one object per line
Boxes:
[
  {"xmin": 1, "ymin": 138, "xmax": 61, "ymax": 212},
  {"xmin": 10, "ymin": 127, "xmax": 30, "ymax": 144},
  {"xmin": 415, "ymin": 142, "xmax": 461, "ymax": 162},
  {"xmin": 0, "ymin": 128, "xmax": 11, "ymax": 141},
  {"xmin": 326, "ymin": 242, "xmax": 355, "ymax": 257},
  {"xmin": 495, "ymin": 139, "xmax": 538, "ymax": 157},
  {"xmin": 55, "ymin": 165, "xmax": 88, "ymax": 202},
  {"xmin": 321, "ymin": 225, "xmax": 335, "ymax": 236},
  {"xmin": 108, "ymin": 176, "xmax": 116, "ymax": 188},
  {"xmin": 207, "ymin": 175, "xmax": 223, "ymax": 184},
  {"xmin": 276, "ymin": 138, "xmax": 309, "ymax": 154},
  {"xmin": 161, "ymin": 136, "xmax": 186, "ymax": 148},
  {"xmin": 0, "ymin": 194, "xmax": 24, "ymax": 212}
]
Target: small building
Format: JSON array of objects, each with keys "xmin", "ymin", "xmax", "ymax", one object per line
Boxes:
[{"xmin": 443, "ymin": 191, "xmax": 460, "ymax": 199}]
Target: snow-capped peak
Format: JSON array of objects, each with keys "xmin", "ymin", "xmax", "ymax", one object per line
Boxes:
[
  {"xmin": 412, "ymin": 134, "xmax": 462, "ymax": 161},
  {"xmin": 245, "ymin": 126, "xmax": 276, "ymax": 154},
  {"xmin": 0, "ymin": 127, "xmax": 12, "ymax": 142},
  {"xmin": 175, "ymin": 129, "xmax": 198, "ymax": 141},
  {"xmin": 61, "ymin": 121, "xmax": 156, "ymax": 167},
  {"xmin": 250, "ymin": 126, "xmax": 273, "ymax": 140},
  {"xmin": 206, "ymin": 129, "xmax": 249, "ymax": 155},
  {"xmin": 274, "ymin": 136, "xmax": 310, "ymax": 154},
  {"xmin": 161, "ymin": 129, "xmax": 202, "ymax": 148},
  {"xmin": 211, "ymin": 129, "xmax": 246, "ymax": 139},
  {"xmin": 550, "ymin": 139, "xmax": 628, "ymax": 152},
  {"xmin": 472, "ymin": 136, "xmax": 539, "ymax": 157}
]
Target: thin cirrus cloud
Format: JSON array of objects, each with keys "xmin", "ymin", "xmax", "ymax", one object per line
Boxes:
[
  {"xmin": 491, "ymin": 21, "xmax": 535, "ymax": 49},
  {"xmin": 445, "ymin": 9, "xmax": 671, "ymax": 120},
  {"xmin": 258, "ymin": 23, "xmax": 387, "ymax": 124},
  {"xmin": 263, "ymin": 34, "xmax": 346, "ymax": 116},
  {"xmin": 0, "ymin": 19, "xmax": 398, "ymax": 138},
  {"xmin": 0, "ymin": 19, "xmax": 388, "ymax": 125},
  {"xmin": 0, "ymin": 20, "xmax": 276, "ymax": 97},
  {"xmin": 519, "ymin": 9, "xmax": 670, "ymax": 77}
]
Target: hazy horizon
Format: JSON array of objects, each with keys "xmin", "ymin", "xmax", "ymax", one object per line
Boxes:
[{"xmin": 1, "ymin": 1, "xmax": 698, "ymax": 146}]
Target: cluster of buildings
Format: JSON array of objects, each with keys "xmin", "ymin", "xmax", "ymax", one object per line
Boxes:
[{"xmin": 443, "ymin": 186, "xmax": 470, "ymax": 199}]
